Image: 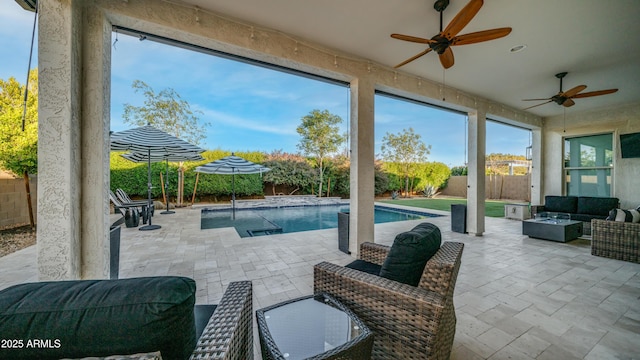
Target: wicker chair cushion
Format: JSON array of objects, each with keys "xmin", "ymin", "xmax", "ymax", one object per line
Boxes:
[
  {"xmin": 345, "ymin": 259, "xmax": 382, "ymax": 275},
  {"xmin": 379, "ymin": 222, "xmax": 441, "ymax": 286},
  {"xmin": 0, "ymin": 277, "xmax": 196, "ymax": 360},
  {"xmin": 606, "ymin": 208, "xmax": 640, "ymax": 222}
]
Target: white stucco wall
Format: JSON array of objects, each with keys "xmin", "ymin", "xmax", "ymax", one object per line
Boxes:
[{"xmin": 542, "ymin": 101, "xmax": 640, "ymax": 209}]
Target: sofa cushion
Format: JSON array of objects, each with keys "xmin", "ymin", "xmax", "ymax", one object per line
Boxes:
[
  {"xmin": 607, "ymin": 208, "xmax": 640, "ymax": 223},
  {"xmin": 379, "ymin": 223, "xmax": 441, "ymax": 287},
  {"xmin": 577, "ymin": 197, "xmax": 619, "ymax": 216},
  {"xmin": 572, "ymin": 213, "xmax": 607, "ymax": 222},
  {"xmin": 544, "ymin": 196, "xmax": 578, "ymax": 214},
  {"xmin": 0, "ymin": 276, "xmax": 196, "ymax": 360}
]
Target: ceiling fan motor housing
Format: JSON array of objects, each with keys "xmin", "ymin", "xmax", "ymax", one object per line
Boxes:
[
  {"xmin": 551, "ymin": 95, "xmax": 567, "ymax": 105},
  {"xmin": 430, "ymin": 35, "xmax": 451, "ymax": 54}
]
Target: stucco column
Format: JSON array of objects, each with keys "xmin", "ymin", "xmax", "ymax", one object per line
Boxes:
[
  {"xmin": 349, "ymin": 78, "xmax": 375, "ymax": 256},
  {"xmin": 467, "ymin": 111, "xmax": 486, "ymax": 236},
  {"xmin": 38, "ymin": 0, "xmax": 110, "ymax": 279},
  {"xmin": 81, "ymin": 4, "xmax": 112, "ymax": 278},
  {"xmin": 530, "ymin": 128, "xmax": 543, "ymax": 205}
]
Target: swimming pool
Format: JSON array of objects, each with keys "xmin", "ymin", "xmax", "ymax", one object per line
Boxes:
[{"xmin": 201, "ymin": 204, "xmax": 441, "ymax": 237}]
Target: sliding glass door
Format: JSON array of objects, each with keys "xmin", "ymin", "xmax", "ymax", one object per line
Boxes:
[{"xmin": 564, "ymin": 133, "xmax": 613, "ymax": 197}]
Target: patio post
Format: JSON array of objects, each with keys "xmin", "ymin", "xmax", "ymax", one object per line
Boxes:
[
  {"xmin": 349, "ymin": 77, "xmax": 375, "ymax": 256},
  {"xmin": 467, "ymin": 110, "xmax": 486, "ymax": 236}
]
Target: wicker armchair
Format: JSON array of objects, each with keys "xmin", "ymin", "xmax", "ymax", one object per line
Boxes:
[
  {"xmin": 314, "ymin": 241, "xmax": 464, "ymax": 360},
  {"xmin": 591, "ymin": 219, "xmax": 640, "ymax": 263},
  {"xmin": 191, "ymin": 281, "xmax": 254, "ymax": 360}
]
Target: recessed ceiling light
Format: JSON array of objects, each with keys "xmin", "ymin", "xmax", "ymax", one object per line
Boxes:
[{"xmin": 510, "ymin": 45, "xmax": 527, "ymax": 53}]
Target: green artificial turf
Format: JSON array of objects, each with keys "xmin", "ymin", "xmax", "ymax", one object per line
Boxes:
[{"xmin": 379, "ymin": 197, "xmax": 528, "ymax": 218}]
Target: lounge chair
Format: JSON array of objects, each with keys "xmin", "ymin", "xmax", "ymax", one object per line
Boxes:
[
  {"xmin": 116, "ymin": 188, "xmax": 154, "ymax": 217},
  {"xmin": 115, "ymin": 188, "xmax": 155, "ymax": 224},
  {"xmin": 109, "ymin": 190, "xmax": 147, "ymax": 225}
]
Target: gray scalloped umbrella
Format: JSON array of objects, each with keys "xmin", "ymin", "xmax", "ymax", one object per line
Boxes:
[
  {"xmin": 195, "ymin": 153, "xmax": 270, "ymax": 219},
  {"xmin": 111, "ymin": 125, "xmax": 205, "ymax": 230},
  {"xmin": 121, "ymin": 151, "xmax": 204, "ymax": 215}
]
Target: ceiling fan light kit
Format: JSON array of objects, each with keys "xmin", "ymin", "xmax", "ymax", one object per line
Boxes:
[{"xmin": 391, "ymin": 0, "xmax": 512, "ymax": 69}]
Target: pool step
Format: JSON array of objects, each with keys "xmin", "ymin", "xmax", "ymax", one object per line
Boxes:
[{"xmin": 246, "ymin": 227, "xmax": 284, "ymax": 237}]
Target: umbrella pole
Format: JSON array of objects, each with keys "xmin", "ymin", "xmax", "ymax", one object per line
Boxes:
[
  {"xmin": 161, "ymin": 158, "xmax": 175, "ymax": 214},
  {"xmin": 232, "ymin": 173, "xmax": 236, "ymax": 220},
  {"xmin": 191, "ymin": 172, "xmax": 199, "ymax": 206},
  {"xmin": 140, "ymin": 148, "xmax": 161, "ymax": 231}
]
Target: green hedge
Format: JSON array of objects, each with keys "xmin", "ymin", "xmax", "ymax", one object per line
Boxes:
[
  {"xmin": 110, "ymin": 150, "xmax": 267, "ymax": 199},
  {"xmin": 110, "ymin": 150, "xmax": 453, "ymax": 199}
]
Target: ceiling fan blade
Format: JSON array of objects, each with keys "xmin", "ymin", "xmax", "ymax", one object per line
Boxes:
[
  {"xmin": 390, "ymin": 33, "xmax": 435, "ymax": 44},
  {"xmin": 562, "ymin": 85, "xmax": 587, "ymax": 98},
  {"xmin": 522, "ymin": 100, "xmax": 553, "ymax": 111},
  {"xmin": 572, "ymin": 88, "xmax": 618, "ymax": 98},
  {"xmin": 442, "ymin": 0, "xmax": 483, "ymax": 39},
  {"xmin": 452, "ymin": 27, "xmax": 512, "ymax": 46},
  {"xmin": 563, "ymin": 99, "xmax": 576, "ymax": 107},
  {"xmin": 394, "ymin": 48, "xmax": 433, "ymax": 68},
  {"xmin": 439, "ymin": 47, "xmax": 455, "ymax": 69},
  {"xmin": 522, "ymin": 98, "xmax": 552, "ymax": 101}
]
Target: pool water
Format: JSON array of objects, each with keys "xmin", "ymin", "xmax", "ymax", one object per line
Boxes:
[{"xmin": 201, "ymin": 204, "xmax": 441, "ymax": 237}]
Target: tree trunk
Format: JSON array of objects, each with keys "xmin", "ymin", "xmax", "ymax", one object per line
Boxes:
[
  {"xmin": 317, "ymin": 159, "xmax": 324, "ymax": 198},
  {"xmin": 404, "ymin": 175, "xmax": 409, "ymax": 198},
  {"xmin": 23, "ymin": 171, "xmax": 35, "ymax": 229}
]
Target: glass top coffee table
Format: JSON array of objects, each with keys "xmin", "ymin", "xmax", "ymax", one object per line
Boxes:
[
  {"xmin": 523, "ymin": 212, "xmax": 583, "ymax": 242},
  {"xmin": 256, "ymin": 293, "xmax": 373, "ymax": 360}
]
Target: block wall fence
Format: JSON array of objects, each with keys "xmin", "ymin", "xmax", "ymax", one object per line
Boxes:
[{"xmin": 0, "ymin": 174, "xmax": 37, "ymax": 228}]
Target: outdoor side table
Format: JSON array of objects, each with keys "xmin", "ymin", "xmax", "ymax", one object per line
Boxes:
[{"xmin": 256, "ymin": 293, "xmax": 373, "ymax": 360}]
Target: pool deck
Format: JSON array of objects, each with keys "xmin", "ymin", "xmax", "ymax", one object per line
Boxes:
[{"xmin": 0, "ymin": 201, "xmax": 639, "ymax": 359}]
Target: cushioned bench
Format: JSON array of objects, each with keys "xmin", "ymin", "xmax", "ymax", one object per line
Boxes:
[{"xmin": 0, "ymin": 277, "xmax": 253, "ymax": 360}]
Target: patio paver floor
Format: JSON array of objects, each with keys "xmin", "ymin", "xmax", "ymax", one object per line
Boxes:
[{"xmin": 0, "ymin": 203, "xmax": 638, "ymax": 359}]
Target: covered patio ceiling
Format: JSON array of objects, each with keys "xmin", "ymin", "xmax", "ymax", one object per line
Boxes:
[{"xmin": 174, "ymin": 0, "xmax": 640, "ymax": 119}]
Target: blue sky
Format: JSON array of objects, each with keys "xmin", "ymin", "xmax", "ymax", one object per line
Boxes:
[{"xmin": 2, "ymin": 2, "xmax": 530, "ymax": 167}]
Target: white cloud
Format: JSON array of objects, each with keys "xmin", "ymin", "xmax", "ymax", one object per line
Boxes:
[{"xmin": 197, "ymin": 106, "xmax": 297, "ymax": 136}]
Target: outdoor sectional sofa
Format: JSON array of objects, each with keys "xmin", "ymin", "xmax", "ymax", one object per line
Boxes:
[
  {"xmin": 531, "ymin": 195, "xmax": 620, "ymax": 234},
  {"xmin": 0, "ymin": 277, "xmax": 252, "ymax": 360}
]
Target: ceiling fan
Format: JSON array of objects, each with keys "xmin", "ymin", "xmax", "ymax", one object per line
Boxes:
[
  {"xmin": 523, "ymin": 72, "xmax": 619, "ymax": 110},
  {"xmin": 391, "ymin": 0, "xmax": 512, "ymax": 69}
]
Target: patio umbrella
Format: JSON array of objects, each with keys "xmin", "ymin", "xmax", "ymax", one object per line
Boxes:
[
  {"xmin": 110, "ymin": 125, "xmax": 205, "ymax": 230},
  {"xmin": 121, "ymin": 151, "xmax": 204, "ymax": 215},
  {"xmin": 195, "ymin": 153, "xmax": 270, "ymax": 219}
]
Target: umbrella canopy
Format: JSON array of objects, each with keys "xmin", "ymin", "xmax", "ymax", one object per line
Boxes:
[
  {"xmin": 110, "ymin": 125, "xmax": 205, "ymax": 230},
  {"xmin": 121, "ymin": 151, "xmax": 204, "ymax": 215},
  {"xmin": 195, "ymin": 153, "xmax": 270, "ymax": 219},
  {"xmin": 120, "ymin": 151, "xmax": 204, "ymax": 163},
  {"xmin": 195, "ymin": 153, "xmax": 270, "ymax": 175},
  {"xmin": 110, "ymin": 125, "xmax": 204, "ymax": 154}
]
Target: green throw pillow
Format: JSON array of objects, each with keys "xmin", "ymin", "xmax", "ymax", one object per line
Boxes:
[{"xmin": 379, "ymin": 223, "xmax": 442, "ymax": 286}]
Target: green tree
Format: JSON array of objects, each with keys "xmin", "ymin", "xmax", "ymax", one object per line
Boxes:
[
  {"xmin": 296, "ymin": 109, "xmax": 345, "ymax": 197},
  {"xmin": 381, "ymin": 128, "xmax": 431, "ymax": 197},
  {"xmin": 122, "ymin": 80, "xmax": 210, "ymax": 205},
  {"xmin": 0, "ymin": 69, "xmax": 38, "ymax": 227}
]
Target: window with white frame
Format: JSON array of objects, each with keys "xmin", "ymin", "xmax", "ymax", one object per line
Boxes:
[{"xmin": 563, "ymin": 133, "xmax": 613, "ymax": 197}]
